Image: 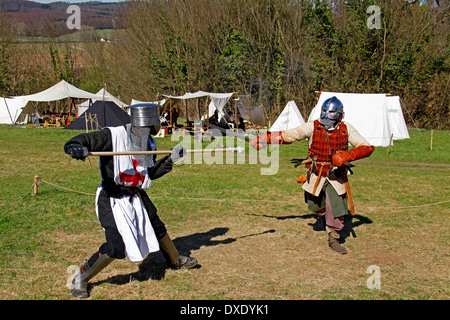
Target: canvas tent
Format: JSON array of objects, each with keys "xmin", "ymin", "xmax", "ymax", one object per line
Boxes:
[
  {"xmin": 4, "ymin": 80, "xmax": 104, "ymax": 124},
  {"xmin": 130, "ymin": 99, "xmax": 166, "ymax": 106},
  {"xmin": 0, "ymin": 98, "xmax": 28, "ymax": 124},
  {"xmin": 385, "ymin": 95, "xmax": 410, "ymax": 140},
  {"xmin": 308, "ymin": 91, "xmax": 409, "ymax": 147},
  {"xmin": 269, "ymin": 100, "xmax": 305, "ymax": 132},
  {"xmin": 14, "ymin": 80, "xmax": 103, "ymax": 102},
  {"xmin": 163, "ymin": 91, "xmax": 234, "ymax": 114},
  {"xmin": 234, "ymin": 95, "xmax": 265, "ymax": 127},
  {"xmin": 64, "ymin": 100, "xmax": 131, "ymax": 130},
  {"xmin": 163, "ymin": 91, "xmax": 235, "ymax": 124},
  {"xmin": 77, "ymin": 88, "xmax": 128, "ymax": 115}
]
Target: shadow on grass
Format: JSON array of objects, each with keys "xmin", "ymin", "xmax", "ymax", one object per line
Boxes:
[
  {"xmin": 246, "ymin": 212, "xmax": 373, "ymax": 232},
  {"xmin": 91, "ymin": 227, "xmax": 275, "ymax": 289}
]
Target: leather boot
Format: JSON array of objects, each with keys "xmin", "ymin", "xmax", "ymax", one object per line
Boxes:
[
  {"xmin": 159, "ymin": 233, "xmax": 198, "ymax": 269},
  {"xmin": 327, "ymin": 228, "xmax": 347, "ymax": 254},
  {"xmin": 70, "ymin": 253, "xmax": 114, "ymax": 298}
]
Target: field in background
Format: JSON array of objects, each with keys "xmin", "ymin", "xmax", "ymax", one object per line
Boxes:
[{"xmin": 0, "ymin": 125, "xmax": 448, "ymax": 300}]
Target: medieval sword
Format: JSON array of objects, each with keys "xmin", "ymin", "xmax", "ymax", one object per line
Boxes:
[{"xmin": 87, "ymin": 147, "xmax": 245, "ymax": 157}]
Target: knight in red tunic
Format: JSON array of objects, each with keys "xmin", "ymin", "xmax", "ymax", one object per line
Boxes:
[{"xmin": 251, "ymin": 96, "xmax": 374, "ymax": 254}]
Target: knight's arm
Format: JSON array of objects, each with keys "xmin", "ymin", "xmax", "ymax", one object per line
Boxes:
[
  {"xmin": 148, "ymin": 155, "xmax": 172, "ymax": 180},
  {"xmin": 280, "ymin": 121, "xmax": 315, "ymax": 143},
  {"xmin": 148, "ymin": 144, "xmax": 185, "ymax": 180},
  {"xmin": 332, "ymin": 124, "xmax": 374, "ymax": 167},
  {"xmin": 64, "ymin": 128, "xmax": 112, "ymax": 154}
]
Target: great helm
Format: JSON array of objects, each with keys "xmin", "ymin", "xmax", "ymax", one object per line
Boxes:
[
  {"xmin": 130, "ymin": 103, "xmax": 161, "ymax": 135},
  {"xmin": 320, "ymin": 96, "xmax": 344, "ymax": 130}
]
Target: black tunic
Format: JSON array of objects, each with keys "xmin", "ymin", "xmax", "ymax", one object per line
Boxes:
[{"xmin": 64, "ymin": 126, "xmax": 171, "ymax": 259}]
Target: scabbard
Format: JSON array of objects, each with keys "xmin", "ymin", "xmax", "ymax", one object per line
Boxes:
[
  {"xmin": 312, "ymin": 165, "xmax": 323, "ymax": 195},
  {"xmin": 343, "ymin": 172, "xmax": 355, "ymax": 216}
]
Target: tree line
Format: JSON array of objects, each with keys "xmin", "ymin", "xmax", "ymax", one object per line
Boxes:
[{"xmin": 1, "ymin": 0, "xmax": 448, "ymax": 129}]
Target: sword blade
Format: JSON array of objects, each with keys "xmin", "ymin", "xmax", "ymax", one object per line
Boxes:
[
  {"xmin": 88, "ymin": 147, "xmax": 244, "ymax": 157},
  {"xmin": 201, "ymin": 121, "xmax": 253, "ymax": 143}
]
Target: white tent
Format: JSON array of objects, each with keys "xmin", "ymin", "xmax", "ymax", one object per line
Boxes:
[
  {"xmin": 308, "ymin": 91, "xmax": 409, "ymax": 147},
  {"xmin": 5, "ymin": 80, "xmax": 105, "ymax": 124},
  {"xmin": 0, "ymin": 97, "xmax": 28, "ymax": 124},
  {"xmin": 163, "ymin": 91, "xmax": 234, "ymax": 111},
  {"xmin": 13, "ymin": 80, "xmax": 103, "ymax": 102},
  {"xmin": 270, "ymin": 100, "xmax": 305, "ymax": 132},
  {"xmin": 385, "ymin": 96, "xmax": 410, "ymax": 140},
  {"xmin": 130, "ymin": 99, "xmax": 166, "ymax": 106},
  {"xmin": 163, "ymin": 91, "xmax": 234, "ymax": 120},
  {"xmin": 77, "ymin": 88, "xmax": 128, "ymax": 116}
]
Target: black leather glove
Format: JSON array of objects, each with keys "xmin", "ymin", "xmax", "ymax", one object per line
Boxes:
[
  {"xmin": 66, "ymin": 144, "xmax": 89, "ymax": 161},
  {"xmin": 169, "ymin": 144, "xmax": 186, "ymax": 164}
]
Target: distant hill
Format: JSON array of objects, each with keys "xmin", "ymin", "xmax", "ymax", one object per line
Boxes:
[{"xmin": 1, "ymin": 0, "xmax": 127, "ymax": 37}]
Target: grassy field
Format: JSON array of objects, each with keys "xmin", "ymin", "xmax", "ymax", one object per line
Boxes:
[{"xmin": 0, "ymin": 125, "xmax": 448, "ymax": 300}]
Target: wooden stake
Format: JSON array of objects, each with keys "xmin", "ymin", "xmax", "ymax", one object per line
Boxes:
[
  {"xmin": 430, "ymin": 129, "xmax": 433, "ymax": 151},
  {"xmin": 387, "ymin": 133, "xmax": 394, "ymax": 155},
  {"xmin": 85, "ymin": 112, "xmax": 88, "ymax": 133},
  {"xmin": 32, "ymin": 175, "xmax": 40, "ymax": 196},
  {"xmin": 89, "ymin": 113, "xmax": 93, "ymax": 130}
]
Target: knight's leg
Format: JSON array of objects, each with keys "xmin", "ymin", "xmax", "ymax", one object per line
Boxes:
[
  {"xmin": 159, "ymin": 233, "xmax": 198, "ymax": 269},
  {"xmin": 70, "ymin": 228, "xmax": 125, "ymax": 298},
  {"xmin": 305, "ymin": 190, "xmax": 326, "ymax": 231},
  {"xmin": 70, "ymin": 251, "xmax": 114, "ymax": 298},
  {"xmin": 324, "ymin": 183, "xmax": 350, "ymax": 254}
]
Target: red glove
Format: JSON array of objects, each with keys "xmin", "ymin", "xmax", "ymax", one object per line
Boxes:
[
  {"xmin": 250, "ymin": 131, "xmax": 290, "ymax": 150},
  {"xmin": 332, "ymin": 145, "xmax": 375, "ymax": 167}
]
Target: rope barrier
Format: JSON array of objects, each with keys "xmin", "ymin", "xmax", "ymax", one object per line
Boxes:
[
  {"xmin": 2, "ymin": 176, "xmax": 448, "ymax": 219},
  {"xmin": 34, "ymin": 176, "xmax": 450, "ymax": 209},
  {"xmin": 39, "ymin": 179, "xmax": 96, "ymax": 196},
  {"xmin": 0, "ymin": 183, "xmax": 35, "ymax": 219},
  {"xmin": 367, "ymin": 200, "xmax": 450, "ymax": 210}
]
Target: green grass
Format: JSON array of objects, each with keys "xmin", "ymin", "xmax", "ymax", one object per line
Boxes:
[{"xmin": 0, "ymin": 125, "xmax": 449, "ymax": 300}]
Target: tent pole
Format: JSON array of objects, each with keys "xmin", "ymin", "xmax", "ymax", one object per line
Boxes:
[
  {"xmin": 185, "ymin": 99, "xmax": 188, "ymax": 124},
  {"xmin": 248, "ymin": 95, "xmax": 252, "ymax": 121},
  {"xmin": 206, "ymin": 97, "xmax": 210, "ymax": 124},
  {"xmin": 85, "ymin": 112, "xmax": 88, "ymax": 133},
  {"xmin": 3, "ymin": 97, "xmax": 15, "ymax": 125},
  {"xmin": 170, "ymin": 100, "xmax": 173, "ymax": 127},
  {"xmin": 234, "ymin": 96, "xmax": 238, "ymax": 133}
]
